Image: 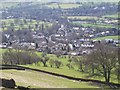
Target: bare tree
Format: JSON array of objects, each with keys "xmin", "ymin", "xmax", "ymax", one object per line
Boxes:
[
  {"xmin": 115, "ymin": 48, "xmax": 120, "ymax": 83},
  {"xmin": 85, "ymin": 54, "xmax": 96, "ymax": 75},
  {"xmin": 86, "ymin": 44, "xmax": 118, "ymax": 83}
]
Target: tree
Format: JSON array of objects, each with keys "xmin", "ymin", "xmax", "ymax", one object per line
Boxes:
[
  {"xmin": 115, "ymin": 48, "xmax": 120, "ymax": 83},
  {"xmin": 66, "ymin": 56, "xmax": 74, "ymax": 69},
  {"xmin": 86, "ymin": 44, "xmax": 118, "ymax": 83},
  {"xmin": 2, "ymin": 49, "xmax": 16, "ymax": 65},
  {"xmin": 41, "ymin": 56, "xmax": 49, "ymax": 67},
  {"xmin": 48, "ymin": 59, "xmax": 62, "ymax": 68},
  {"xmin": 54, "ymin": 60, "xmax": 62, "ymax": 68},
  {"xmin": 85, "ymin": 54, "xmax": 96, "ymax": 75},
  {"xmin": 66, "ymin": 63, "xmax": 74, "ymax": 69},
  {"xmin": 49, "ymin": 59, "xmax": 55, "ymax": 67},
  {"xmin": 72, "ymin": 56, "xmax": 84, "ymax": 72}
]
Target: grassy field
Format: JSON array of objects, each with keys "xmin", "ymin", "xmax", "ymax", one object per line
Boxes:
[
  {"xmin": 1, "ymin": 19, "xmax": 52, "ymax": 31},
  {"xmin": 67, "ymin": 16, "xmax": 98, "ymax": 20},
  {"xmin": 45, "ymin": 3, "xmax": 81, "ymax": 9},
  {"xmin": 102, "ymin": 14, "xmax": 118, "ymax": 19},
  {"xmin": 22, "ymin": 64, "xmax": 118, "ymax": 84},
  {"xmin": 72, "ymin": 21, "xmax": 115, "ymax": 28},
  {"xmin": 0, "ymin": 2, "xmax": 19, "ymax": 9},
  {"xmin": 83, "ymin": 23, "xmax": 115, "ymax": 28},
  {"xmin": 1, "ymin": 69, "xmax": 99, "ymax": 88},
  {"xmin": 0, "ymin": 48, "xmax": 6, "ymax": 55},
  {"xmin": 93, "ymin": 36, "xmax": 119, "ymax": 40}
]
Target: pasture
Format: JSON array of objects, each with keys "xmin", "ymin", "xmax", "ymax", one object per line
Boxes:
[
  {"xmin": 72, "ymin": 21, "xmax": 115, "ymax": 28},
  {"xmin": 0, "ymin": 2, "xmax": 19, "ymax": 9},
  {"xmin": 102, "ymin": 14, "xmax": 118, "ymax": 19},
  {"xmin": 23, "ymin": 64, "xmax": 118, "ymax": 84},
  {"xmin": 1, "ymin": 69, "xmax": 98, "ymax": 88},
  {"xmin": 45, "ymin": 3, "xmax": 81, "ymax": 9},
  {"xmin": 67, "ymin": 16, "xmax": 98, "ymax": 20},
  {"xmin": 1, "ymin": 19, "xmax": 53, "ymax": 31}
]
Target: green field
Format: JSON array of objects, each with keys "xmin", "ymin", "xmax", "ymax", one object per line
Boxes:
[
  {"xmin": 22, "ymin": 64, "xmax": 118, "ymax": 84},
  {"xmin": 1, "ymin": 19, "xmax": 52, "ymax": 31},
  {"xmin": 93, "ymin": 36, "xmax": 119, "ymax": 40},
  {"xmin": 67, "ymin": 16, "xmax": 98, "ymax": 20},
  {"xmin": 72, "ymin": 21, "xmax": 115, "ymax": 28},
  {"xmin": 45, "ymin": 3, "xmax": 81, "ymax": 9},
  {"xmin": 1, "ymin": 69, "xmax": 99, "ymax": 88},
  {"xmin": 102, "ymin": 14, "xmax": 118, "ymax": 19},
  {"xmin": 0, "ymin": 2, "xmax": 19, "ymax": 9},
  {"xmin": 82, "ymin": 23, "xmax": 115, "ymax": 28}
]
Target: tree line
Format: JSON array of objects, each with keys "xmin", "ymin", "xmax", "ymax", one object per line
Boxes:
[{"xmin": 2, "ymin": 49, "xmax": 63, "ymax": 69}]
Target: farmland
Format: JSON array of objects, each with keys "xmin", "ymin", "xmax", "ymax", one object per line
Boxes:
[
  {"xmin": 102, "ymin": 14, "xmax": 118, "ymax": 19},
  {"xmin": 45, "ymin": 3, "xmax": 82, "ymax": 9},
  {"xmin": 22, "ymin": 64, "xmax": 119, "ymax": 84},
  {"xmin": 67, "ymin": 16, "xmax": 98, "ymax": 20},
  {"xmin": 1, "ymin": 69, "xmax": 98, "ymax": 88},
  {"xmin": 0, "ymin": 2, "xmax": 19, "ymax": 9},
  {"xmin": 1, "ymin": 19, "xmax": 53, "ymax": 31},
  {"xmin": 72, "ymin": 21, "xmax": 115, "ymax": 28}
]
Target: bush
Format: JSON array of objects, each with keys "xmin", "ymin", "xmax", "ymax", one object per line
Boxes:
[
  {"xmin": 66, "ymin": 63, "xmax": 74, "ymax": 69},
  {"xmin": 49, "ymin": 59, "xmax": 55, "ymax": 67},
  {"xmin": 54, "ymin": 60, "xmax": 62, "ymax": 68}
]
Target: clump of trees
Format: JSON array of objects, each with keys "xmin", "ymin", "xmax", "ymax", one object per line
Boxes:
[
  {"xmin": 2, "ymin": 49, "xmax": 63, "ymax": 68},
  {"xmin": 66, "ymin": 44, "xmax": 119, "ymax": 83},
  {"xmin": 2, "ymin": 49, "xmax": 40, "ymax": 65}
]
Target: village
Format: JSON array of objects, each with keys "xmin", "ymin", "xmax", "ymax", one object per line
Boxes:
[{"xmin": 0, "ymin": 21, "xmax": 119, "ymax": 56}]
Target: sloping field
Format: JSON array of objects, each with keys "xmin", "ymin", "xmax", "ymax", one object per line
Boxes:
[{"xmin": 1, "ymin": 69, "xmax": 99, "ymax": 88}]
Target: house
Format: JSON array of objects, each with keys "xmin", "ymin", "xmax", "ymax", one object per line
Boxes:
[
  {"xmin": 105, "ymin": 39, "xmax": 113, "ymax": 43},
  {"xmin": 28, "ymin": 43, "xmax": 36, "ymax": 50},
  {"xmin": 81, "ymin": 49, "xmax": 92, "ymax": 54},
  {"xmin": 0, "ymin": 44, "xmax": 7, "ymax": 48},
  {"xmin": 73, "ymin": 27, "xmax": 79, "ymax": 30},
  {"xmin": 69, "ymin": 52, "xmax": 80, "ymax": 56},
  {"xmin": 68, "ymin": 44, "xmax": 74, "ymax": 51},
  {"xmin": 81, "ymin": 44, "xmax": 94, "ymax": 48}
]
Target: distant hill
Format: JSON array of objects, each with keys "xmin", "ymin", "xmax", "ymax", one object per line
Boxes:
[{"xmin": 1, "ymin": 0, "xmax": 119, "ymax": 3}]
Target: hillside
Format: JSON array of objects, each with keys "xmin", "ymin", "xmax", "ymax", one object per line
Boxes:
[{"xmin": 1, "ymin": 69, "xmax": 99, "ymax": 88}]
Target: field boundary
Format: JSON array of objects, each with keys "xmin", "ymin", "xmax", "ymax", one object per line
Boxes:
[{"xmin": 1, "ymin": 65, "xmax": 120, "ymax": 88}]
